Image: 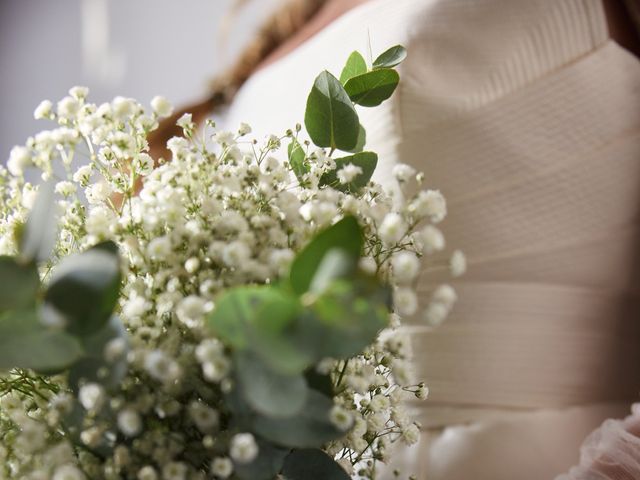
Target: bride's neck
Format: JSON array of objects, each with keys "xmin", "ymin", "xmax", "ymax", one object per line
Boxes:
[{"xmin": 256, "ymin": 0, "xmax": 372, "ymax": 72}]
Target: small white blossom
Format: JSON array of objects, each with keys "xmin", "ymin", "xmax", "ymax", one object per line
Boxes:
[
  {"xmin": 57, "ymin": 96, "xmax": 80, "ymax": 118},
  {"xmin": 7, "ymin": 146, "xmax": 31, "ymax": 176},
  {"xmin": 416, "ymin": 225, "xmax": 445, "ymax": 254},
  {"xmin": 450, "ymin": 249, "xmax": 467, "ymax": 277},
  {"xmin": 238, "ymin": 122, "xmax": 252, "ymax": 136},
  {"xmin": 55, "ymin": 181, "xmax": 76, "ymax": 197},
  {"xmin": 151, "ymin": 95, "xmax": 173, "ymax": 118},
  {"xmin": 378, "ymin": 212, "xmax": 407, "ymax": 246},
  {"xmin": 144, "ymin": 350, "xmax": 181, "ymax": 383},
  {"xmin": 176, "ymin": 113, "xmax": 193, "ymax": 130},
  {"xmin": 69, "ymin": 86, "xmax": 89, "ymax": 100},
  {"xmin": 329, "ymin": 405, "xmax": 354, "ymax": 431},
  {"xmin": 52, "ymin": 465, "xmax": 86, "ymax": 480},
  {"xmin": 337, "ymin": 163, "xmax": 363, "ymax": 184},
  {"xmin": 392, "ymin": 163, "xmax": 416, "ymax": 182},
  {"xmin": 134, "ymin": 153, "xmax": 154, "ymax": 176},
  {"xmin": 210, "ymin": 457, "xmax": 233, "ymax": 478},
  {"xmin": 137, "ymin": 466, "xmax": 158, "ymax": 480},
  {"xmin": 391, "ymin": 251, "xmax": 420, "ymax": 284},
  {"xmin": 162, "ymin": 462, "xmax": 187, "ymax": 480},
  {"xmin": 230, "ymin": 433, "xmax": 259, "ymax": 464},
  {"xmin": 73, "ymin": 165, "xmax": 92, "ymax": 184},
  {"xmin": 188, "ymin": 401, "xmax": 219, "ymax": 433},
  {"xmin": 409, "ymin": 189, "xmax": 447, "ymax": 223},
  {"xmin": 117, "ymin": 408, "xmax": 142, "ymax": 437},
  {"xmin": 78, "ymin": 383, "xmax": 106, "ymax": 412},
  {"xmin": 33, "ymin": 100, "xmax": 53, "ymax": 119}
]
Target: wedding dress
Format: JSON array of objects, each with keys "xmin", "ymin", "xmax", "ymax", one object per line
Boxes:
[{"xmin": 217, "ymin": 0, "xmax": 640, "ymax": 478}]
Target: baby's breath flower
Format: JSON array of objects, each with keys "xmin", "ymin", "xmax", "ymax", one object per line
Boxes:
[
  {"xmin": 229, "ymin": 433, "xmax": 259, "ymax": 464},
  {"xmin": 150, "ymin": 95, "xmax": 173, "ymax": 118},
  {"xmin": 210, "ymin": 457, "xmax": 233, "ymax": 478},
  {"xmin": 33, "ymin": 99, "xmax": 53, "ymax": 119},
  {"xmin": 378, "ymin": 212, "xmax": 406, "ymax": 246},
  {"xmin": 337, "ymin": 163, "xmax": 363, "ymax": 184},
  {"xmin": 117, "ymin": 408, "xmax": 142, "ymax": 437},
  {"xmin": 7, "ymin": 145, "xmax": 31, "ymax": 176},
  {"xmin": 329, "ymin": 405, "xmax": 354, "ymax": 431},
  {"xmin": 78, "ymin": 383, "xmax": 106, "ymax": 412},
  {"xmin": 450, "ymin": 249, "xmax": 467, "ymax": 276}
]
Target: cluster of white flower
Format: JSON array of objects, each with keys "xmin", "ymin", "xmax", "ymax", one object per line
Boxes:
[{"xmin": 0, "ymin": 87, "xmax": 463, "ymax": 479}]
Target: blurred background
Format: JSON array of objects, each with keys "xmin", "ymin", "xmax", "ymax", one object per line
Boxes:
[{"xmin": 0, "ymin": 0, "xmax": 282, "ymax": 160}]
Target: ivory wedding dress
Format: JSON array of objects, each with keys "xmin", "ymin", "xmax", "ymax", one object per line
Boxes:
[{"xmin": 217, "ymin": 0, "xmax": 640, "ymax": 478}]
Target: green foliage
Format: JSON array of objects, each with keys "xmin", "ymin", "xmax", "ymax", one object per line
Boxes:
[
  {"xmin": 235, "ymin": 350, "xmax": 308, "ymax": 418},
  {"xmin": 44, "ymin": 241, "xmax": 121, "ymax": 337},
  {"xmin": 372, "ymin": 44, "xmax": 407, "ymax": 69},
  {"xmin": 345, "ymin": 124, "xmax": 366, "ymax": 154},
  {"xmin": 0, "ymin": 257, "xmax": 39, "ymax": 310},
  {"xmin": 344, "ymin": 68, "xmax": 400, "ymax": 107},
  {"xmin": 289, "ymin": 216, "xmax": 363, "ymax": 295},
  {"xmin": 19, "ymin": 180, "xmax": 58, "ymax": 262},
  {"xmin": 0, "ymin": 309, "xmax": 84, "ymax": 372},
  {"xmin": 288, "ymin": 138, "xmax": 308, "ymax": 184},
  {"xmin": 339, "ymin": 51, "xmax": 367, "ymax": 84},
  {"xmin": 282, "ymin": 449, "xmax": 351, "ymax": 480},
  {"xmin": 304, "ymin": 71, "xmax": 360, "ymax": 151},
  {"xmin": 253, "ymin": 390, "xmax": 343, "ymax": 448},
  {"xmin": 297, "ymin": 275, "xmax": 390, "ymax": 360},
  {"xmin": 319, "ymin": 151, "xmax": 378, "ymax": 192}
]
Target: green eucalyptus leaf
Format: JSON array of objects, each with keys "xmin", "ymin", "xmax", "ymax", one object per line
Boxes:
[
  {"xmin": 252, "ymin": 390, "xmax": 343, "ymax": 448},
  {"xmin": 236, "ymin": 351, "xmax": 308, "ymax": 418},
  {"xmin": 288, "ymin": 138, "xmax": 308, "ymax": 183},
  {"xmin": 372, "ymin": 45, "xmax": 407, "ymax": 69},
  {"xmin": 308, "ymin": 249, "xmax": 357, "ymax": 295},
  {"xmin": 20, "ymin": 180, "xmax": 58, "ymax": 263},
  {"xmin": 345, "ymin": 124, "xmax": 366, "ymax": 154},
  {"xmin": 68, "ymin": 316, "xmax": 129, "ymax": 391},
  {"xmin": 296, "ymin": 275, "xmax": 391, "ymax": 360},
  {"xmin": 251, "ymin": 331, "xmax": 314, "ymax": 376},
  {"xmin": 0, "ymin": 309, "xmax": 83, "ymax": 372},
  {"xmin": 344, "ymin": 69, "xmax": 399, "ymax": 107},
  {"xmin": 304, "ymin": 369, "xmax": 334, "ymax": 398},
  {"xmin": 0, "ymin": 256, "xmax": 39, "ymax": 311},
  {"xmin": 289, "ymin": 216, "xmax": 363, "ymax": 295},
  {"xmin": 339, "ymin": 51, "xmax": 367, "ymax": 84},
  {"xmin": 207, "ymin": 286, "xmax": 300, "ymax": 350},
  {"xmin": 304, "ymin": 71, "xmax": 359, "ymax": 151},
  {"xmin": 234, "ymin": 439, "xmax": 289, "ymax": 480},
  {"xmin": 44, "ymin": 241, "xmax": 121, "ymax": 337},
  {"xmin": 282, "ymin": 449, "xmax": 351, "ymax": 480},
  {"xmin": 319, "ymin": 151, "xmax": 378, "ymax": 192}
]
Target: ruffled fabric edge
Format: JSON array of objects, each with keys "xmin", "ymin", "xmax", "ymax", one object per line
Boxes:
[{"xmin": 556, "ymin": 403, "xmax": 640, "ymax": 480}]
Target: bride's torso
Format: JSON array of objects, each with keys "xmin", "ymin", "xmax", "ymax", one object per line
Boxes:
[{"xmin": 217, "ymin": 0, "xmax": 640, "ymax": 477}]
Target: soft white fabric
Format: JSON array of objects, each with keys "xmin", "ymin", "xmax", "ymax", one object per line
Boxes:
[
  {"xmin": 557, "ymin": 404, "xmax": 640, "ymax": 480},
  {"xmin": 217, "ymin": 0, "xmax": 640, "ymax": 478}
]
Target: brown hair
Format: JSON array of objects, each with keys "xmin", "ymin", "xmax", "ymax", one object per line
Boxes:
[{"xmin": 148, "ymin": 0, "xmax": 327, "ymax": 160}]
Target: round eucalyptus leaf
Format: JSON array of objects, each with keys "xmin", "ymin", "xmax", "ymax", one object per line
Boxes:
[
  {"xmin": 289, "ymin": 216, "xmax": 363, "ymax": 296},
  {"xmin": 20, "ymin": 180, "xmax": 58, "ymax": 263},
  {"xmin": 207, "ymin": 286, "xmax": 300, "ymax": 350},
  {"xmin": 372, "ymin": 45, "xmax": 407, "ymax": 69},
  {"xmin": 282, "ymin": 449, "xmax": 351, "ymax": 480},
  {"xmin": 339, "ymin": 51, "xmax": 367, "ymax": 85},
  {"xmin": 344, "ymin": 69, "xmax": 399, "ymax": 107},
  {"xmin": 0, "ymin": 309, "xmax": 83, "ymax": 372},
  {"xmin": 345, "ymin": 124, "xmax": 366, "ymax": 154},
  {"xmin": 0, "ymin": 256, "xmax": 39, "ymax": 311},
  {"xmin": 44, "ymin": 242, "xmax": 121, "ymax": 337},
  {"xmin": 236, "ymin": 351, "xmax": 308, "ymax": 418},
  {"xmin": 304, "ymin": 71, "xmax": 359, "ymax": 151},
  {"xmin": 296, "ymin": 276, "xmax": 390, "ymax": 360},
  {"xmin": 252, "ymin": 390, "xmax": 343, "ymax": 448},
  {"xmin": 288, "ymin": 138, "xmax": 308, "ymax": 184}
]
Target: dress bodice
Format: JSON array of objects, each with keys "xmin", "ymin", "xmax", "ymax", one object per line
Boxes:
[{"xmin": 217, "ymin": 0, "xmax": 640, "ymax": 437}]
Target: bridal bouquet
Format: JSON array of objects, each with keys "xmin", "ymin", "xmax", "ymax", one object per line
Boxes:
[{"xmin": 0, "ymin": 45, "xmax": 462, "ymax": 480}]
